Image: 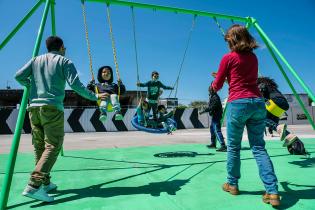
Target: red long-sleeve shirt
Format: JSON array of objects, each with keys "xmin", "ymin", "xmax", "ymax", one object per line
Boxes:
[{"xmin": 212, "ymin": 51, "xmax": 261, "ymax": 102}]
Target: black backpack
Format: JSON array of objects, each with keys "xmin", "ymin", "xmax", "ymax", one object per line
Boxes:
[{"xmin": 287, "ymin": 139, "xmax": 310, "ymax": 156}]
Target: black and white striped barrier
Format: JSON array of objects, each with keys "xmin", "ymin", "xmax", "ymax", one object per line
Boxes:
[{"xmin": 0, "ymin": 108, "xmax": 209, "ymax": 134}]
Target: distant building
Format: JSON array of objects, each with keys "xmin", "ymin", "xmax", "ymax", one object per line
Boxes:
[
  {"xmin": 159, "ymin": 98, "xmax": 178, "ymax": 108},
  {"xmin": 283, "ymin": 93, "xmax": 313, "ymax": 107}
]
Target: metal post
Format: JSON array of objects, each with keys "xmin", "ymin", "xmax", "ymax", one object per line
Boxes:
[
  {"xmin": 253, "ymin": 19, "xmax": 315, "ymax": 130},
  {"xmin": 86, "ymin": 0, "xmax": 248, "ymax": 22},
  {"xmin": 0, "ymin": 0, "xmax": 51, "ymax": 209},
  {"xmin": 0, "ymin": 0, "xmax": 43, "ymax": 50},
  {"xmin": 253, "ymin": 21, "xmax": 315, "ymax": 103},
  {"xmin": 51, "ymin": 0, "xmax": 56, "ymax": 35}
]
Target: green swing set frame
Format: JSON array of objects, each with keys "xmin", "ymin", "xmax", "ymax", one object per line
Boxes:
[{"xmin": 0, "ymin": 0, "xmax": 314, "ymax": 208}]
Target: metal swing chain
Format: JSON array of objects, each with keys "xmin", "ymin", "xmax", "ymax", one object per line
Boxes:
[
  {"xmin": 106, "ymin": 4, "xmax": 121, "ymax": 96},
  {"xmin": 131, "ymin": 6, "xmax": 142, "ymax": 101},
  {"xmin": 169, "ymin": 14, "xmax": 197, "ymax": 98},
  {"xmin": 213, "ymin": 16, "xmax": 225, "ymax": 37},
  {"xmin": 81, "ymin": 0, "xmax": 95, "ymax": 81}
]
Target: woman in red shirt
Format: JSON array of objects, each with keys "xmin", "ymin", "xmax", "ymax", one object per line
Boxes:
[{"xmin": 211, "ymin": 25, "xmax": 280, "ymax": 207}]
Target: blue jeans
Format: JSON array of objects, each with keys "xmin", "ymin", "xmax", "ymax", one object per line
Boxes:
[
  {"xmin": 210, "ymin": 118, "xmax": 225, "ymax": 146},
  {"xmin": 226, "ymin": 98, "xmax": 278, "ymax": 194}
]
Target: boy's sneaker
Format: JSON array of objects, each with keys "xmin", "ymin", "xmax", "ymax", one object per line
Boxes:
[
  {"xmin": 115, "ymin": 112, "xmax": 123, "ymax": 121},
  {"xmin": 263, "ymin": 193, "xmax": 280, "ymax": 207},
  {"xmin": 22, "ymin": 185, "xmax": 54, "ymax": 202},
  {"xmin": 283, "ymin": 134, "xmax": 298, "ymax": 147},
  {"xmin": 222, "ymin": 183, "xmax": 239, "ymax": 195},
  {"xmin": 277, "ymin": 124, "xmax": 287, "ymax": 141},
  {"xmin": 206, "ymin": 143, "xmax": 216, "ymax": 149},
  {"xmin": 99, "ymin": 113, "xmax": 107, "ymax": 122},
  {"xmin": 42, "ymin": 182, "xmax": 57, "ymax": 192},
  {"xmin": 216, "ymin": 145, "xmax": 227, "ymax": 152}
]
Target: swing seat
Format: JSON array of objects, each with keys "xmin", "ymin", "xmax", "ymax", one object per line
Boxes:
[
  {"xmin": 131, "ymin": 116, "xmax": 177, "ymax": 134},
  {"xmin": 107, "ymin": 104, "xmax": 114, "ymax": 112}
]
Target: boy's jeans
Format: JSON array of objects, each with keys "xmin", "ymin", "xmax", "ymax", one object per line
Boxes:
[
  {"xmin": 99, "ymin": 94, "xmax": 121, "ymax": 114},
  {"xmin": 226, "ymin": 98, "xmax": 278, "ymax": 194},
  {"xmin": 28, "ymin": 105, "xmax": 64, "ymax": 186},
  {"xmin": 265, "ymin": 116, "xmax": 290, "ymax": 136},
  {"xmin": 148, "ymin": 102, "xmax": 158, "ymax": 120},
  {"xmin": 210, "ymin": 118, "xmax": 225, "ymax": 146},
  {"xmin": 162, "ymin": 118, "xmax": 176, "ymax": 131}
]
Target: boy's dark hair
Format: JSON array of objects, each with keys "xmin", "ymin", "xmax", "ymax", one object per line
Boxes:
[
  {"xmin": 46, "ymin": 36, "xmax": 63, "ymax": 52},
  {"xmin": 257, "ymin": 76, "xmax": 278, "ymax": 91},
  {"xmin": 97, "ymin": 66, "xmax": 113, "ymax": 83},
  {"xmin": 209, "ymin": 82, "xmax": 215, "ymax": 96},
  {"xmin": 152, "ymin": 71, "xmax": 159, "ymax": 77},
  {"xmin": 224, "ymin": 24, "xmax": 258, "ymax": 52},
  {"xmin": 158, "ymin": 105, "xmax": 166, "ymax": 111}
]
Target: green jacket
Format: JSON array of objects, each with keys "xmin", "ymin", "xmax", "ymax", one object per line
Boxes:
[
  {"xmin": 139, "ymin": 80, "xmax": 173, "ymax": 101},
  {"xmin": 15, "ymin": 51, "xmax": 97, "ymax": 111}
]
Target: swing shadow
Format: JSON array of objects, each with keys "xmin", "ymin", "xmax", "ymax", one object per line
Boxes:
[
  {"xmin": 9, "ymin": 161, "xmax": 216, "ymax": 209},
  {"xmin": 7, "ymin": 153, "xmax": 293, "ymax": 209},
  {"xmin": 30, "ymin": 162, "xmax": 216, "ymax": 208},
  {"xmin": 7, "ymin": 166, "xmax": 165, "ymax": 209},
  {"xmin": 63, "ymin": 155, "xmax": 166, "ymax": 167},
  {"xmin": 153, "ymin": 151, "xmax": 214, "ymax": 158},
  {"xmin": 240, "ymin": 182, "xmax": 315, "ymax": 210},
  {"xmin": 288, "ymin": 156, "xmax": 315, "ymax": 168},
  {"xmin": 30, "ymin": 179, "xmax": 190, "ymax": 208},
  {"xmin": 0, "ymin": 165, "xmax": 158, "ymax": 175}
]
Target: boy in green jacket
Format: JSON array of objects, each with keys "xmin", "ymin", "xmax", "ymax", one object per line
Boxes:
[{"xmin": 137, "ymin": 71, "xmax": 173, "ymax": 121}]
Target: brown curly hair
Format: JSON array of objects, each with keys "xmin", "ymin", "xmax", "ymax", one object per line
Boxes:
[{"xmin": 224, "ymin": 24, "xmax": 258, "ymax": 52}]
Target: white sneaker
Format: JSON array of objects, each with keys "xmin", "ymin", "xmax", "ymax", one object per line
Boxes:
[
  {"xmin": 22, "ymin": 185, "xmax": 54, "ymax": 202},
  {"xmin": 115, "ymin": 113, "xmax": 123, "ymax": 121},
  {"xmin": 277, "ymin": 124, "xmax": 287, "ymax": 141},
  {"xmin": 42, "ymin": 182, "xmax": 57, "ymax": 192},
  {"xmin": 99, "ymin": 114, "xmax": 107, "ymax": 122}
]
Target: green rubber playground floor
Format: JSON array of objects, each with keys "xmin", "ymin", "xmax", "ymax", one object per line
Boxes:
[{"xmin": 1, "ymin": 139, "xmax": 315, "ymax": 210}]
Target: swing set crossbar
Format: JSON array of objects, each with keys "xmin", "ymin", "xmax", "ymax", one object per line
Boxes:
[{"xmin": 85, "ymin": 0, "xmax": 249, "ymax": 23}]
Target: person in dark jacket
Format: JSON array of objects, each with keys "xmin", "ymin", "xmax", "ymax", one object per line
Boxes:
[
  {"xmin": 200, "ymin": 85, "xmax": 226, "ymax": 152},
  {"xmin": 157, "ymin": 105, "xmax": 176, "ymax": 134},
  {"xmin": 136, "ymin": 71, "xmax": 173, "ymax": 121},
  {"xmin": 88, "ymin": 66, "xmax": 126, "ymax": 122},
  {"xmin": 257, "ymin": 76, "xmax": 298, "ymax": 146}
]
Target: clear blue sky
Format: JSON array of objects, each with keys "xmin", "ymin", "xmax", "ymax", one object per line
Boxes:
[{"xmin": 1, "ymin": 0, "xmax": 314, "ymax": 104}]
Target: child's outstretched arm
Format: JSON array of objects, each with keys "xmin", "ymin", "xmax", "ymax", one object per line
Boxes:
[
  {"xmin": 159, "ymin": 82, "xmax": 173, "ymax": 90},
  {"xmin": 165, "ymin": 111, "xmax": 174, "ymax": 118},
  {"xmin": 199, "ymin": 107, "xmax": 210, "ymax": 115},
  {"xmin": 137, "ymin": 81, "xmax": 149, "ymax": 87}
]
